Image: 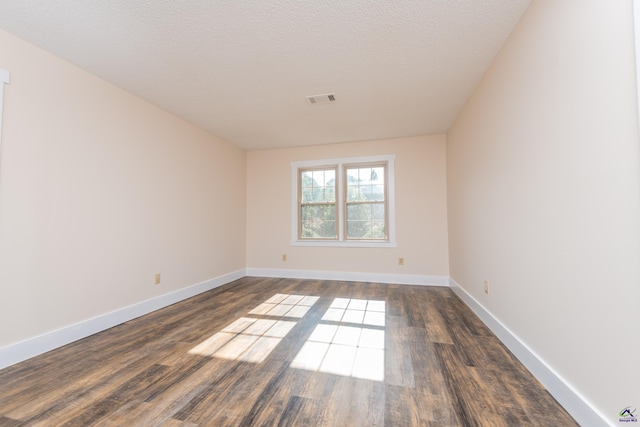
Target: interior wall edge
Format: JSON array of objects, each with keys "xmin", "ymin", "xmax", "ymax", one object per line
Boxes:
[
  {"xmin": 245, "ymin": 268, "xmax": 450, "ymax": 287},
  {"xmin": 449, "ymin": 277, "xmax": 609, "ymax": 427},
  {"xmin": 0, "ymin": 269, "xmax": 246, "ymax": 371}
]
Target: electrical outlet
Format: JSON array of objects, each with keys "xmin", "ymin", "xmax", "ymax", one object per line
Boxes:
[
  {"xmin": 155, "ymin": 273, "xmax": 161, "ymax": 285},
  {"xmin": 282, "ymin": 254, "xmax": 287, "ymax": 262},
  {"xmin": 484, "ymin": 280, "xmax": 489, "ymax": 294},
  {"xmin": 398, "ymin": 257, "xmax": 405, "ymax": 266}
]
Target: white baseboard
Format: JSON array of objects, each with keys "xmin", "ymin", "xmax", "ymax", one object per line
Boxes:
[
  {"xmin": 246, "ymin": 268, "xmax": 449, "ymax": 287},
  {"xmin": 0, "ymin": 269, "xmax": 245, "ymax": 371},
  {"xmin": 448, "ymin": 278, "xmax": 609, "ymax": 427}
]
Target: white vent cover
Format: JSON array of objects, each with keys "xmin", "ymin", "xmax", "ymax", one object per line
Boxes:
[{"xmin": 305, "ymin": 93, "xmax": 336, "ymax": 105}]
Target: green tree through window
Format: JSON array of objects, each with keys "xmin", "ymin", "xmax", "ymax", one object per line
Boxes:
[
  {"xmin": 345, "ymin": 164, "xmax": 386, "ymax": 240},
  {"xmin": 299, "ymin": 168, "xmax": 337, "ymax": 239}
]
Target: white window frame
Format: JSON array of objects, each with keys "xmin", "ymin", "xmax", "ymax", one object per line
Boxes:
[
  {"xmin": 291, "ymin": 154, "xmax": 397, "ymax": 247},
  {"xmin": 0, "ymin": 68, "xmax": 9, "ymax": 160}
]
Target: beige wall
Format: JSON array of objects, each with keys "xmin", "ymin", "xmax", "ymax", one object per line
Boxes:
[
  {"xmin": 246, "ymin": 135, "xmax": 449, "ymax": 278},
  {"xmin": 447, "ymin": 0, "xmax": 640, "ymax": 422},
  {"xmin": 0, "ymin": 29, "xmax": 246, "ymax": 348}
]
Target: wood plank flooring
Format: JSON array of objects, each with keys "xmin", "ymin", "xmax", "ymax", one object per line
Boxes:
[{"xmin": 0, "ymin": 277, "xmax": 578, "ymax": 426}]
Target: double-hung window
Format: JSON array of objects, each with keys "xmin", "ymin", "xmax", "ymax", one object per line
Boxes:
[
  {"xmin": 292, "ymin": 155, "xmax": 396, "ymax": 247},
  {"xmin": 344, "ymin": 163, "xmax": 387, "ymax": 240},
  {"xmin": 299, "ymin": 167, "xmax": 337, "ymax": 239}
]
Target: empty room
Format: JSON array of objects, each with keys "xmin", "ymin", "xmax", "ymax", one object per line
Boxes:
[{"xmin": 0, "ymin": 1, "xmax": 638, "ymax": 426}]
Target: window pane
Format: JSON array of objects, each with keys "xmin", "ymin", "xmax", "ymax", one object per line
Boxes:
[
  {"xmin": 346, "ymin": 202, "xmax": 385, "ymax": 240},
  {"xmin": 302, "ymin": 221, "xmax": 336, "ymax": 239},
  {"xmin": 347, "ymin": 220, "xmax": 370, "ymax": 239},
  {"xmin": 346, "ymin": 168, "xmax": 359, "ymax": 184},
  {"xmin": 371, "ymin": 204, "xmax": 385, "ymax": 221},
  {"xmin": 323, "ymin": 204, "xmax": 336, "ymax": 221},
  {"xmin": 320, "ymin": 220, "xmax": 336, "ymax": 237},
  {"xmin": 347, "ymin": 200, "xmax": 370, "ymax": 239},
  {"xmin": 347, "ymin": 185, "xmax": 360, "ymax": 201},
  {"xmin": 301, "ymin": 171, "xmax": 313, "ymax": 187},
  {"xmin": 312, "ymin": 187, "xmax": 325, "ymax": 202},
  {"xmin": 346, "ymin": 165, "xmax": 361, "ymax": 202},
  {"xmin": 301, "ymin": 204, "xmax": 336, "ymax": 239},
  {"xmin": 347, "ymin": 204, "xmax": 369, "ymax": 221},
  {"xmin": 346, "ymin": 165, "xmax": 386, "ymax": 203},
  {"xmin": 370, "ymin": 221, "xmax": 386, "ymax": 239},
  {"xmin": 325, "ymin": 169, "xmax": 335, "ymax": 185},
  {"xmin": 302, "ymin": 205, "xmax": 317, "ymax": 220},
  {"xmin": 301, "ymin": 187, "xmax": 313, "ymax": 203},
  {"xmin": 371, "ymin": 184, "xmax": 384, "ymax": 201},
  {"xmin": 312, "ymin": 170, "xmax": 325, "ymax": 186},
  {"xmin": 301, "ymin": 169, "xmax": 336, "ymax": 203},
  {"xmin": 301, "ymin": 170, "xmax": 314, "ymax": 202},
  {"xmin": 372, "ymin": 167, "xmax": 384, "ymax": 184},
  {"xmin": 360, "ymin": 168, "xmax": 371, "ymax": 182},
  {"xmin": 325, "ymin": 184, "xmax": 335, "ymax": 202},
  {"xmin": 301, "ymin": 221, "xmax": 320, "ymax": 239}
]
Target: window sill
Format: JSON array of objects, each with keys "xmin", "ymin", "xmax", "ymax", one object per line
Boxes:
[{"xmin": 291, "ymin": 239, "xmax": 397, "ymax": 248}]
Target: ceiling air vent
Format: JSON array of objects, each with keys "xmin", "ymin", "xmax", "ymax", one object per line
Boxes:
[{"xmin": 305, "ymin": 93, "xmax": 336, "ymax": 105}]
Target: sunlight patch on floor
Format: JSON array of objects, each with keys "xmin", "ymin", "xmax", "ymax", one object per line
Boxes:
[
  {"xmin": 189, "ymin": 294, "xmax": 318, "ymax": 363},
  {"xmin": 291, "ymin": 298, "xmax": 386, "ymax": 381}
]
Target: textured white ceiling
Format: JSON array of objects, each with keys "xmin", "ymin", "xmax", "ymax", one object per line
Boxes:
[{"xmin": 0, "ymin": 0, "xmax": 531, "ymax": 150}]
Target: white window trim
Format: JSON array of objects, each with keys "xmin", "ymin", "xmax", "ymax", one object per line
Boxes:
[
  {"xmin": 291, "ymin": 154, "xmax": 397, "ymax": 247},
  {"xmin": 0, "ymin": 69, "xmax": 9, "ymax": 159}
]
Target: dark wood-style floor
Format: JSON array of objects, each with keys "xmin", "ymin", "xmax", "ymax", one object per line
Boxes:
[{"xmin": 0, "ymin": 277, "xmax": 577, "ymax": 426}]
